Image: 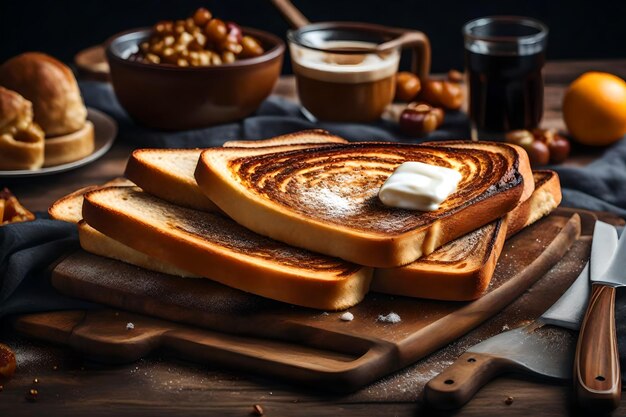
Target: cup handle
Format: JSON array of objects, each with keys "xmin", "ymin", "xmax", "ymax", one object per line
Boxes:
[{"xmin": 378, "ymin": 31, "xmax": 431, "ymax": 80}]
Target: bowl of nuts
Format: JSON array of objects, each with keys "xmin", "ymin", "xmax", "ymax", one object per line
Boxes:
[{"xmin": 105, "ymin": 8, "xmax": 285, "ymax": 130}]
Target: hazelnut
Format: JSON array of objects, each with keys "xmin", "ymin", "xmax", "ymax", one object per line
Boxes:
[
  {"xmin": 192, "ymin": 8, "xmax": 212, "ymax": 26},
  {"xmin": 205, "ymin": 18, "xmax": 227, "ymax": 43},
  {"xmin": 532, "ymin": 128, "xmax": 571, "ymax": 164},
  {"xmin": 394, "ymin": 72, "xmax": 421, "ymax": 102},
  {"xmin": 399, "ymin": 103, "xmax": 443, "ymax": 136},
  {"xmin": 505, "ymin": 129, "xmax": 534, "ymax": 147},
  {"xmin": 527, "ymin": 140, "xmax": 551, "ymax": 166},
  {"xmin": 419, "ymin": 79, "xmax": 464, "ymax": 110},
  {"xmin": 240, "ymin": 36, "xmax": 264, "ymax": 58},
  {"xmin": 0, "ymin": 343, "xmax": 16, "ymax": 380},
  {"xmin": 548, "ymin": 136, "xmax": 571, "ymax": 164},
  {"xmin": 505, "ymin": 129, "xmax": 550, "ymax": 166}
]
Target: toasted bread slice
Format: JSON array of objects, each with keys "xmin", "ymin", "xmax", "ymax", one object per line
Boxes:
[
  {"xmin": 82, "ymin": 187, "xmax": 371, "ymax": 310},
  {"xmin": 48, "ymin": 178, "xmax": 196, "ymax": 277},
  {"xmin": 372, "ymin": 170, "xmax": 561, "ymax": 300},
  {"xmin": 195, "ymin": 141, "xmax": 528, "ymax": 268},
  {"xmin": 48, "ymin": 177, "xmax": 133, "ymax": 222},
  {"xmin": 77, "ymin": 220, "xmax": 198, "ymax": 277},
  {"xmin": 125, "ymin": 130, "xmax": 348, "ymax": 212}
]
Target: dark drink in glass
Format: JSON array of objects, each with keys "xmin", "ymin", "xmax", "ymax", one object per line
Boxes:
[{"xmin": 463, "ymin": 17, "xmax": 548, "ymax": 139}]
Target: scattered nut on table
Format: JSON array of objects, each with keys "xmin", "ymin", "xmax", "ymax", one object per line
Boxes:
[
  {"xmin": 505, "ymin": 128, "xmax": 571, "ymax": 166},
  {"xmin": 399, "ymin": 102, "xmax": 445, "ymax": 136}
]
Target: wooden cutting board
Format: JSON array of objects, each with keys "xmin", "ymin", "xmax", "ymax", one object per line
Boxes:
[{"xmin": 14, "ymin": 208, "xmax": 589, "ymax": 392}]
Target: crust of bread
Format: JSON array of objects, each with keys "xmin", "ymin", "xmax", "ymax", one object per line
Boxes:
[
  {"xmin": 223, "ymin": 129, "xmax": 348, "ymax": 147},
  {"xmin": 0, "ymin": 52, "xmax": 87, "ymax": 136},
  {"xmin": 506, "ymin": 170, "xmax": 562, "ymax": 238},
  {"xmin": 48, "ymin": 184, "xmax": 100, "ymax": 222},
  {"xmin": 195, "ymin": 142, "xmax": 526, "ymax": 268},
  {"xmin": 82, "ymin": 187, "xmax": 372, "ymax": 310},
  {"xmin": 372, "ymin": 170, "xmax": 561, "ymax": 300},
  {"xmin": 43, "ymin": 120, "xmax": 95, "ymax": 167},
  {"xmin": 124, "ymin": 148, "xmax": 217, "ymax": 211}
]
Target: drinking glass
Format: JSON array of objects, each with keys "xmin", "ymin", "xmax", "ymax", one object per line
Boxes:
[{"xmin": 463, "ymin": 16, "xmax": 548, "ymax": 139}]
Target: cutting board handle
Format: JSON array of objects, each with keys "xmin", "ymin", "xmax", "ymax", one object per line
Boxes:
[
  {"xmin": 424, "ymin": 352, "xmax": 512, "ymax": 409},
  {"xmin": 574, "ymin": 283, "xmax": 621, "ymax": 411}
]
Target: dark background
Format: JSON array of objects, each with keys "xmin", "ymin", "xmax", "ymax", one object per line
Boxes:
[{"xmin": 1, "ymin": 0, "xmax": 625, "ymax": 73}]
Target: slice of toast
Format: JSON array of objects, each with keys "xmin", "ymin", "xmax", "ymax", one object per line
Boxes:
[
  {"xmin": 195, "ymin": 141, "xmax": 533, "ymax": 268},
  {"xmin": 48, "ymin": 177, "xmax": 134, "ymax": 223},
  {"xmin": 371, "ymin": 170, "xmax": 561, "ymax": 300},
  {"xmin": 82, "ymin": 187, "xmax": 372, "ymax": 310},
  {"xmin": 124, "ymin": 130, "xmax": 348, "ymax": 212},
  {"xmin": 49, "ymin": 178, "xmax": 197, "ymax": 277}
]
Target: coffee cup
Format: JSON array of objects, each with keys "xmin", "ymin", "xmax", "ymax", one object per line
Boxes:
[{"xmin": 287, "ymin": 23, "xmax": 430, "ymax": 122}]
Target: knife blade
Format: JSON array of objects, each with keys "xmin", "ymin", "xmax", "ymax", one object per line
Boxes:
[
  {"xmin": 424, "ymin": 261, "xmax": 592, "ymax": 409},
  {"xmin": 574, "ymin": 221, "xmax": 621, "ymax": 411}
]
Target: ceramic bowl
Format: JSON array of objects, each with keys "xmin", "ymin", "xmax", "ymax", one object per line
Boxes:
[{"xmin": 106, "ymin": 27, "xmax": 284, "ymax": 130}]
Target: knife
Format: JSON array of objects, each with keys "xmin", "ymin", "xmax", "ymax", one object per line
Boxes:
[
  {"xmin": 574, "ymin": 221, "xmax": 622, "ymax": 411},
  {"xmin": 424, "ymin": 222, "xmax": 618, "ymax": 409}
]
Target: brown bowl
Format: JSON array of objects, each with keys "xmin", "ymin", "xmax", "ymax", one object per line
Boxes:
[{"xmin": 105, "ymin": 27, "xmax": 285, "ymax": 130}]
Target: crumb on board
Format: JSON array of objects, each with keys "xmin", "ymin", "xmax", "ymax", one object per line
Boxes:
[
  {"xmin": 377, "ymin": 312, "xmax": 401, "ymax": 324},
  {"xmin": 126, "ymin": 322, "xmax": 135, "ymax": 330},
  {"xmin": 340, "ymin": 312, "xmax": 354, "ymax": 322}
]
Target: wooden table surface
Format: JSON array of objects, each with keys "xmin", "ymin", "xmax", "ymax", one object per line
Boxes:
[{"xmin": 2, "ymin": 59, "xmax": 626, "ymax": 416}]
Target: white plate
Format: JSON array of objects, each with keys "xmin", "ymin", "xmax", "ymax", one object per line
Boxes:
[{"xmin": 0, "ymin": 108, "xmax": 117, "ymax": 178}]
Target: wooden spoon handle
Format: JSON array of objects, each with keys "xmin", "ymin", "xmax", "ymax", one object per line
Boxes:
[
  {"xmin": 574, "ymin": 283, "xmax": 621, "ymax": 411},
  {"xmin": 424, "ymin": 352, "xmax": 511, "ymax": 409}
]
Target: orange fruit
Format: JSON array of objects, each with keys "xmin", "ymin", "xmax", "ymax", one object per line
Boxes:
[{"xmin": 562, "ymin": 71, "xmax": 626, "ymax": 146}]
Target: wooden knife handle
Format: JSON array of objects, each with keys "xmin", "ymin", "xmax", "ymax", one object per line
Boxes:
[
  {"xmin": 424, "ymin": 352, "xmax": 512, "ymax": 409},
  {"xmin": 574, "ymin": 283, "xmax": 621, "ymax": 411}
]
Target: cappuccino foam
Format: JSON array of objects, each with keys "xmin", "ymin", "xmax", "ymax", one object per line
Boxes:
[{"xmin": 290, "ymin": 41, "xmax": 400, "ymax": 84}]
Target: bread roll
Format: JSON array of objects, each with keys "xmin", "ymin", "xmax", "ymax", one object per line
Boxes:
[
  {"xmin": 0, "ymin": 52, "xmax": 87, "ymax": 136},
  {"xmin": 0, "ymin": 87, "xmax": 44, "ymax": 170}
]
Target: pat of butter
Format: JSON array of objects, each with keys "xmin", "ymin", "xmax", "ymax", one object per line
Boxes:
[{"xmin": 378, "ymin": 162, "xmax": 462, "ymax": 211}]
